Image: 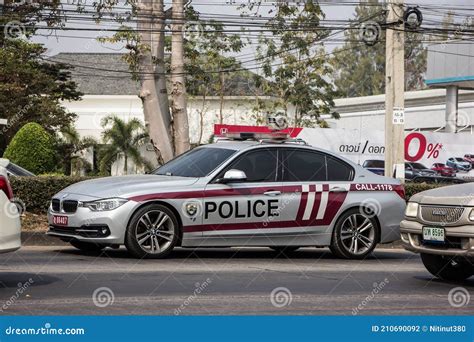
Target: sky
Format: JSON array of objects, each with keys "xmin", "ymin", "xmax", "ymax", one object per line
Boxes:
[{"xmin": 33, "ymin": 0, "xmax": 474, "ymax": 58}]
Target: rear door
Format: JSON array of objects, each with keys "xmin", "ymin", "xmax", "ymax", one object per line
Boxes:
[
  {"xmin": 201, "ymin": 147, "xmax": 282, "ymax": 239},
  {"xmin": 278, "ymin": 148, "xmax": 353, "ymax": 239}
]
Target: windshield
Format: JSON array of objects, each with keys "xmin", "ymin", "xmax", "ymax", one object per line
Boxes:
[
  {"xmin": 153, "ymin": 147, "xmax": 236, "ymax": 177},
  {"xmin": 455, "ymin": 158, "xmax": 464, "ymax": 162}
]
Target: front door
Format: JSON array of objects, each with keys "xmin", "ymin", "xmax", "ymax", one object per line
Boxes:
[{"xmin": 200, "ymin": 148, "xmax": 282, "ymax": 243}]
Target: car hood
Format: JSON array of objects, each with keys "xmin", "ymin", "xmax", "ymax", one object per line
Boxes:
[
  {"xmin": 55, "ymin": 175, "xmax": 200, "ymax": 200},
  {"xmin": 410, "ymin": 183, "xmax": 474, "ymax": 206}
]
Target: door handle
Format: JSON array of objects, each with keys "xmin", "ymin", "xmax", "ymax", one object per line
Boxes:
[
  {"xmin": 329, "ymin": 186, "xmax": 348, "ymax": 193},
  {"xmin": 263, "ymin": 190, "xmax": 281, "ymax": 196}
]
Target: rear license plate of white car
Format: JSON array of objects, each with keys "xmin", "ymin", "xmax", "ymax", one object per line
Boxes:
[
  {"xmin": 423, "ymin": 227, "xmax": 445, "ymax": 242},
  {"xmin": 53, "ymin": 215, "xmax": 68, "ymax": 226}
]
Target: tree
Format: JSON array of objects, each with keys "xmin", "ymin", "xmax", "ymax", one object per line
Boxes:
[
  {"xmin": 241, "ymin": 2, "xmax": 338, "ymax": 127},
  {"xmin": 183, "ymin": 11, "xmax": 245, "ymax": 125},
  {"xmin": 99, "ymin": 0, "xmax": 188, "ymax": 162},
  {"xmin": 170, "ymin": 0, "xmax": 190, "ymax": 155},
  {"xmin": 99, "ymin": 115, "xmax": 151, "ymax": 175},
  {"xmin": 3, "ymin": 122, "xmax": 56, "ymax": 174},
  {"xmin": 331, "ymin": 0, "xmax": 427, "ymax": 97},
  {"xmin": 135, "ymin": 0, "xmax": 174, "ymax": 164},
  {"xmin": 0, "ymin": 39, "xmax": 81, "ymax": 154},
  {"xmin": 55, "ymin": 125, "xmax": 97, "ymax": 176},
  {"xmin": 0, "ymin": 1, "xmax": 82, "ymax": 154}
]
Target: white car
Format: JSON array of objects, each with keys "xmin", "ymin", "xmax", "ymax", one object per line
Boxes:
[
  {"xmin": 47, "ymin": 132, "xmax": 406, "ymax": 259},
  {"xmin": 0, "ymin": 159, "xmax": 21, "ymax": 254}
]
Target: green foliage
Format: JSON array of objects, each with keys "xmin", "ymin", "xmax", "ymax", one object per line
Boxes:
[
  {"xmin": 54, "ymin": 125, "xmax": 97, "ymax": 176},
  {"xmin": 100, "ymin": 115, "xmax": 151, "ymax": 175},
  {"xmin": 404, "ymin": 183, "xmax": 443, "ymax": 200},
  {"xmin": 10, "ymin": 176, "xmax": 94, "ymax": 213},
  {"xmin": 0, "ymin": 38, "xmax": 82, "ymax": 154},
  {"xmin": 240, "ymin": 2, "xmax": 338, "ymax": 127},
  {"xmin": 3, "ymin": 123, "xmax": 56, "ymax": 174},
  {"xmin": 331, "ymin": 0, "xmax": 427, "ymax": 97}
]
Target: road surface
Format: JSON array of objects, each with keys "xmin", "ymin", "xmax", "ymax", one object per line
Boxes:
[{"xmin": 0, "ymin": 246, "xmax": 472, "ymax": 315}]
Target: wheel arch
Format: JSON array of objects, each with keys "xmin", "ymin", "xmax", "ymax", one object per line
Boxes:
[
  {"xmin": 127, "ymin": 200, "xmax": 184, "ymax": 246},
  {"xmin": 332, "ymin": 205, "xmax": 382, "ymax": 243}
]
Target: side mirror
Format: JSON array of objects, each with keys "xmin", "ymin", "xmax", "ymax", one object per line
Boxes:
[{"xmin": 217, "ymin": 169, "xmax": 247, "ymax": 183}]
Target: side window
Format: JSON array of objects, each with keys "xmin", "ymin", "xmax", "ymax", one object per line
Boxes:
[
  {"xmin": 282, "ymin": 149, "xmax": 326, "ymax": 182},
  {"xmin": 326, "ymin": 156, "xmax": 354, "ymax": 181},
  {"xmin": 216, "ymin": 149, "xmax": 278, "ymax": 182}
]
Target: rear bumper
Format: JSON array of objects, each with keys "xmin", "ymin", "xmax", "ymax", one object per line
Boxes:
[
  {"xmin": 400, "ymin": 219, "xmax": 474, "ymax": 257},
  {"xmin": 0, "ymin": 204, "xmax": 21, "ymax": 254}
]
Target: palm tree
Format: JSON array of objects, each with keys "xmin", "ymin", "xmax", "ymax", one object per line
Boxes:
[
  {"xmin": 100, "ymin": 115, "xmax": 151, "ymax": 175},
  {"xmin": 58, "ymin": 125, "xmax": 97, "ymax": 175}
]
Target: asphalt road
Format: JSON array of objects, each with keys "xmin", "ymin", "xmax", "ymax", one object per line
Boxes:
[{"xmin": 0, "ymin": 246, "xmax": 472, "ymax": 315}]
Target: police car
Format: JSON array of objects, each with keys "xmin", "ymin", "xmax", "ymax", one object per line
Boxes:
[{"xmin": 47, "ymin": 130, "xmax": 405, "ymax": 259}]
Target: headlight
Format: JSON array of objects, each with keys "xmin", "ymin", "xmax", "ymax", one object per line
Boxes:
[
  {"xmin": 82, "ymin": 198, "xmax": 128, "ymax": 211},
  {"xmin": 470, "ymin": 209, "xmax": 474, "ymax": 221},
  {"xmin": 405, "ymin": 202, "xmax": 419, "ymax": 218}
]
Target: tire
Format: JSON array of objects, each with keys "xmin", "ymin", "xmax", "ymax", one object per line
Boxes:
[
  {"xmin": 330, "ymin": 208, "xmax": 379, "ymax": 259},
  {"xmin": 70, "ymin": 240, "xmax": 106, "ymax": 252},
  {"xmin": 270, "ymin": 246, "xmax": 300, "ymax": 254},
  {"xmin": 125, "ymin": 204, "xmax": 180, "ymax": 259},
  {"xmin": 420, "ymin": 253, "xmax": 473, "ymax": 281}
]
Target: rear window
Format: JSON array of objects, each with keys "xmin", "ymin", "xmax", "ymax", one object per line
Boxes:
[{"xmin": 363, "ymin": 160, "xmax": 384, "ymax": 168}]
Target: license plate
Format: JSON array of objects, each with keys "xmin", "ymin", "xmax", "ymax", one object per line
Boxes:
[
  {"xmin": 423, "ymin": 227, "xmax": 445, "ymax": 242},
  {"xmin": 53, "ymin": 215, "xmax": 68, "ymax": 226}
]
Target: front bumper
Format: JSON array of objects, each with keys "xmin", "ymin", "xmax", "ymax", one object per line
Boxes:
[
  {"xmin": 400, "ymin": 219, "xmax": 474, "ymax": 257},
  {"xmin": 47, "ymin": 201, "xmax": 138, "ymax": 244}
]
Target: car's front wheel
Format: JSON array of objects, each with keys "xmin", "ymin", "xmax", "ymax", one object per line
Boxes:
[
  {"xmin": 330, "ymin": 208, "xmax": 379, "ymax": 259},
  {"xmin": 420, "ymin": 253, "xmax": 473, "ymax": 281},
  {"xmin": 70, "ymin": 240, "xmax": 106, "ymax": 252},
  {"xmin": 125, "ymin": 204, "xmax": 180, "ymax": 259}
]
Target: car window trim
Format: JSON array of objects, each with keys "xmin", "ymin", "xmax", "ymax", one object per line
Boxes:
[
  {"xmin": 210, "ymin": 147, "xmax": 280, "ymax": 184},
  {"xmin": 281, "ymin": 148, "xmax": 328, "ymax": 182},
  {"xmin": 281, "ymin": 148, "xmax": 355, "ymax": 182}
]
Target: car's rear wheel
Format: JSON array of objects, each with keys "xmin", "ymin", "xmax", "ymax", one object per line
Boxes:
[
  {"xmin": 70, "ymin": 240, "xmax": 106, "ymax": 252},
  {"xmin": 330, "ymin": 208, "xmax": 379, "ymax": 259},
  {"xmin": 420, "ymin": 253, "xmax": 473, "ymax": 281},
  {"xmin": 125, "ymin": 204, "xmax": 179, "ymax": 259}
]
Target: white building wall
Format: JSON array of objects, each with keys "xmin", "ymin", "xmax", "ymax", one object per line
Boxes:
[{"xmin": 63, "ymin": 95, "xmax": 265, "ymax": 145}]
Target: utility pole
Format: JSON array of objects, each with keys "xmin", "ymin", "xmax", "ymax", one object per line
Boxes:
[{"xmin": 384, "ymin": 0, "xmax": 405, "ymax": 182}]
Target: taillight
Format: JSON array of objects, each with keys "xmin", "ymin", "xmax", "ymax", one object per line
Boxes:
[
  {"xmin": 393, "ymin": 184, "xmax": 405, "ymax": 200},
  {"xmin": 0, "ymin": 175, "xmax": 13, "ymax": 200}
]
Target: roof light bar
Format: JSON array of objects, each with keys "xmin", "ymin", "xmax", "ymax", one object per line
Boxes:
[{"xmin": 224, "ymin": 132, "xmax": 289, "ymax": 141}]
